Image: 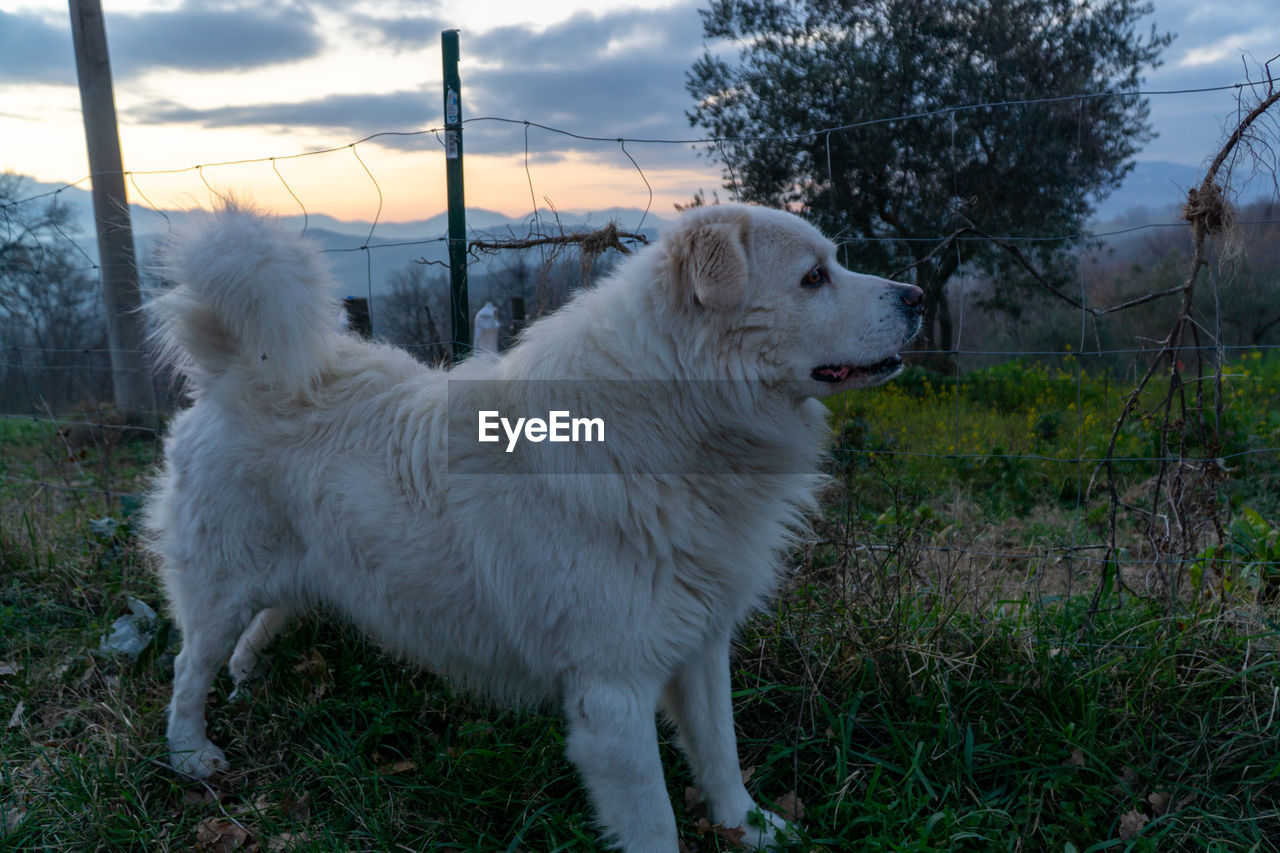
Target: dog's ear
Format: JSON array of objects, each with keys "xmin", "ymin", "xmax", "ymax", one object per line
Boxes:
[{"xmin": 666, "ymin": 214, "xmax": 749, "ymax": 311}]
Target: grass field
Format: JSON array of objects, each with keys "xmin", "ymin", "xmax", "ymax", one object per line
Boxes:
[{"xmin": 2, "ymin": 356, "xmax": 1279, "ymax": 851}]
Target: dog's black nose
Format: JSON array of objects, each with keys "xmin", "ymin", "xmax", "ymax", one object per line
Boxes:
[{"xmin": 901, "ymin": 285, "xmax": 924, "ymax": 309}]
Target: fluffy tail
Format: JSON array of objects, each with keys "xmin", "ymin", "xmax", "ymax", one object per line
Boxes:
[{"xmin": 149, "ymin": 204, "xmax": 339, "ymax": 397}]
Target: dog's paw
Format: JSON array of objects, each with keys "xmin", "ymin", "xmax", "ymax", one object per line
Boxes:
[
  {"xmin": 169, "ymin": 740, "xmax": 229, "ymax": 779},
  {"xmin": 737, "ymin": 807, "xmax": 793, "ymax": 850},
  {"xmin": 227, "ymin": 644, "xmax": 261, "ymax": 689}
]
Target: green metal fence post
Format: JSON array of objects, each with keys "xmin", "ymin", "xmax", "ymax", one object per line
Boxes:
[{"xmin": 442, "ymin": 29, "xmax": 471, "ymax": 360}]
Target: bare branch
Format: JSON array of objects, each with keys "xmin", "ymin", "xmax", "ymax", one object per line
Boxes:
[
  {"xmin": 893, "ymin": 222, "xmax": 1190, "ymax": 318},
  {"xmin": 962, "ymin": 224, "xmax": 1091, "ymax": 313},
  {"xmin": 1091, "ymin": 82, "xmax": 1280, "ymax": 617},
  {"xmin": 467, "ymin": 222, "xmax": 648, "ymax": 259}
]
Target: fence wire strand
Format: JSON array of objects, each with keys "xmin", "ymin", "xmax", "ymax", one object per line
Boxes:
[{"xmin": 4, "ymin": 77, "xmax": 1280, "ymax": 609}]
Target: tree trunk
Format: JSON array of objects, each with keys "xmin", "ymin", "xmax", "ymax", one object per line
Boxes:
[
  {"xmin": 922, "ymin": 291, "xmax": 939, "ymax": 352},
  {"xmin": 915, "ymin": 252, "xmax": 960, "ymax": 356},
  {"xmin": 936, "ymin": 289, "xmax": 954, "ymax": 356}
]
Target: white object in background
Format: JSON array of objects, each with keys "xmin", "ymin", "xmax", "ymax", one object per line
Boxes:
[
  {"xmin": 100, "ymin": 597, "xmax": 158, "ymax": 658},
  {"xmin": 474, "ymin": 302, "xmax": 500, "ymax": 353}
]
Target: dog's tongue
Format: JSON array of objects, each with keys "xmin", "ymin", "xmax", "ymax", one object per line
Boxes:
[{"xmin": 814, "ymin": 365, "xmax": 852, "ymax": 383}]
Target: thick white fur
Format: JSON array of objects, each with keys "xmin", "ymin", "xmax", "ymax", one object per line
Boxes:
[{"xmin": 144, "ymin": 203, "xmax": 922, "ymax": 852}]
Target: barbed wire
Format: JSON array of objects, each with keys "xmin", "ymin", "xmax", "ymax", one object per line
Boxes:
[
  {"xmin": 15, "ymin": 212, "xmax": 1280, "ymax": 284},
  {"xmin": 2, "ymin": 76, "xmax": 1269, "ymax": 212}
]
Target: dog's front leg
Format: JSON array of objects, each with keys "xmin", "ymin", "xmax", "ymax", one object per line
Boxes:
[
  {"xmin": 662, "ymin": 633, "xmax": 789, "ymax": 849},
  {"xmin": 563, "ymin": 680, "xmax": 677, "ymax": 852}
]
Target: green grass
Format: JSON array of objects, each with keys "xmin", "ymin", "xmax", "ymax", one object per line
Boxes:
[
  {"xmin": 738, "ymin": 578, "xmax": 1280, "ymax": 851},
  {"xmin": 2, "ymin": 356, "xmax": 1279, "ymax": 851}
]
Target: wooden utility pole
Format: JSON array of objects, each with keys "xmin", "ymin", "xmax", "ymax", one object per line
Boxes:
[
  {"xmin": 68, "ymin": 0, "xmax": 152, "ymax": 420},
  {"xmin": 442, "ymin": 29, "xmax": 471, "ymax": 360}
]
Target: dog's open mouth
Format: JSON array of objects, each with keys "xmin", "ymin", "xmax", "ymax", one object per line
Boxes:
[{"xmin": 811, "ymin": 356, "xmax": 903, "ymax": 384}]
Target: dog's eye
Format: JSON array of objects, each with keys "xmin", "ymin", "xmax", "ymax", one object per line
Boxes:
[{"xmin": 800, "ymin": 265, "xmax": 828, "ymax": 288}]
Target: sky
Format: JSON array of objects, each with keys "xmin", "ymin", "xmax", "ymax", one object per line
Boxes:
[{"xmin": 0, "ymin": 0, "xmax": 1277, "ymax": 223}]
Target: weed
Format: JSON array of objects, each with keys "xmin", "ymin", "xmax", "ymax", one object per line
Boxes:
[{"xmin": 3, "ymin": 354, "xmax": 1279, "ymax": 850}]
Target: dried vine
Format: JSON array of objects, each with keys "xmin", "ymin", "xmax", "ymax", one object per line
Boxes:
[
  {"xmin": 466, "ymin": 222, "xmax": 647, "ymax": 260},
  {"xmin": 1092, "ymin": 86, "xmax": 1280, "ymax": 611}
]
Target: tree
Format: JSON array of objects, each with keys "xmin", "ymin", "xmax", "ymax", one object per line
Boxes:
[
  {"xmin": 379, "ymin": 263, "xmax": 450, "ymax": 362},
  {"xmin": 1, "ymin": 174, "xmax": 110, "ymax": 409},
  {"xmin": 687, "ymin": 0, "xmax": 1172, "ymax": 352},
  {"xmin": 1219, "ymin": 200, "xmax": 1280, "ymax": 347},
  {"xmin": 1, "ymin": 175, "xmax": 104, "ymax": 350}
]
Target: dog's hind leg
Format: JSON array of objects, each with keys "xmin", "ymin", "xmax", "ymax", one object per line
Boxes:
[
  {"xmin": 563, "ymin": 679, "xmax": 677, "ymax": 853},
  {"xmin": 228, "ymin": 607, "xmax": 291, "ymax": 690},
  {"xmin": 165, "ymin": 582, "xmax": 255, "ymax": 779},
  {"xmin": 662, "ymin": 633, "xmax": 789, "ymax": 849}
]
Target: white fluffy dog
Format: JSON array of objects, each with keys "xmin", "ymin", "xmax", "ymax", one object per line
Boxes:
[{"xmin": 143, "ymin": 202, "xmax": 922, "ymax": 851}]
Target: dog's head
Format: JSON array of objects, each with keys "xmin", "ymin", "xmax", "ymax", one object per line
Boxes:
[{"xmin": 661, "ymin": 203, "xmax": 923, "ymax": 397}]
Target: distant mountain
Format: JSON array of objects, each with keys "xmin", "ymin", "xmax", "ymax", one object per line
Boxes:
[
  {"xmin": 1091, "ymin": 160, "xmax": 1202, "ymax": 221},
  {"xmin": 8, "ymin": 176, "xmax": 668, "ymax": 298},
  {"xmin": 1091, "ymin": 159, "xmax": 1274, "ymax": 223},
  {"xmin": 16, "ymin": 159, "xmax": 1273, "ymax": 298}
]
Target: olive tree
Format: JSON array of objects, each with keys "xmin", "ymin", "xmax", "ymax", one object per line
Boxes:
[{"xmin": 687, "ymin": 0, "xmax": 1172, "ymax": 351}]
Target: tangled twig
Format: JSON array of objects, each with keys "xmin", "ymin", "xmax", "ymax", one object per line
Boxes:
[
  {"xmin": 1088, "ymin": 85, "xmax": 1280, "ymax": 614},
  {"xmin": 467, "ymin": 222, "xmax": 647, "ymax": 260}
]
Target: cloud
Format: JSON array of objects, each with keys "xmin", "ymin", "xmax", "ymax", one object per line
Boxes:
[
  {"xmin": 125, "ymin": 3, "xmax": 711, "ymax": 167},
  {"xmin": 1147, "ymin": 0, "xmax": 1275, "ymax": 72},
  {"xmin": 0, "ymin": 3, "xmax": 324, "ymax": 85},
  {"xmin": 0, "ymin": 10, "xmax": 75, "ymax": 85},
  {"xmin": 107, "ymin": 0, "xmax": 1280, "ymax": 177},
  {"xmin": 133, "ymin": 90, "xmax": 432, "ymax": 136},
  {"xmin": 463, "ymin": 60, "xmax": 697, "ymax": 151},
  {"xmin": 459, "ymin": 4, "xmax": 708, "ymax": 162},
  {"xmin": 1136, "ymin": 0, "xmax": 1277, "ymax": 163},
  {"xmin": 109, "ymin": 3, "xmax": 324, "ymax": 76},
  {"xmin": 1176, "ymin": 31, "xmax": 1280, "ymax": 70},
  {"xmin": 466, "ymin": 8, "xmax": 698, "ymax": 71},
  {"xmin": 348, "ymin": 13, "xmax": 450, "ymax": 52}
]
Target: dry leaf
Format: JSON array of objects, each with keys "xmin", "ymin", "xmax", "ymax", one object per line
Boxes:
[
  {"xmin": 7, "ymin": 700, "xmax": 25, "ymax": 730},
  {"xmin": 372, "ymin": 751, "xmax": 416, "ymax": 775},
  {"xmin": 195, "ymin": 816, "xmax": 256, "ymax": 852},
  {"xmin": 677, "ymin": 840, "xmax": 696, "ymax": 853},
  {"xmin": 684, "ymin": 785, "xmax": 703, "ymax": 810},
  {"xmin": 695, "ymin": 817, "xmax": 746, "ymax": 846},
  {"xmin": 292, "ymin": 649, "xmax": 326, "ymax": 676},
  {"xmin": 4, "ymin": 807, "xmax": 25, "ymax": 833},
  {"xmin": 377, "ymin": 759, "xmax": 417, "ymax": 776},
  {"xmin": 0, "ymin": 661, "xmax": 21, "ymax": 676},
  {"xmin": 1118, "ymin": 809, "xmax": 1148, "ymax": 840},
  {"xmin": 773, "ymin": 791, "xmax": 805, "ymax": 823},
  {"xmin": 740, "ymin": 766, "xmax": 756, "ymax": 784},
  {"xmin": 183, "ymin": 787, "xmax": 222, "ymax": 806},
  {"xmin": 1147, "ymin": 791, "xmax": 1169, "ymax": 814},
  {"xmin": 1066, "ymin": 748, "xmax": 1085, "ymax": 767},
  {"xmin": 1117, "ymin": 765, "xmax": 1139, "ymax": 788},
  {"xmin": 266, "ymin": 832, "xmax": 308, "ymax": 851}
]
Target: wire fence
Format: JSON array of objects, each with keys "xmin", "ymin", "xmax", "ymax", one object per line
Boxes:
[{"xmin": 3, "ymin": 76, "xmax": 1280, "ymax": 604}]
